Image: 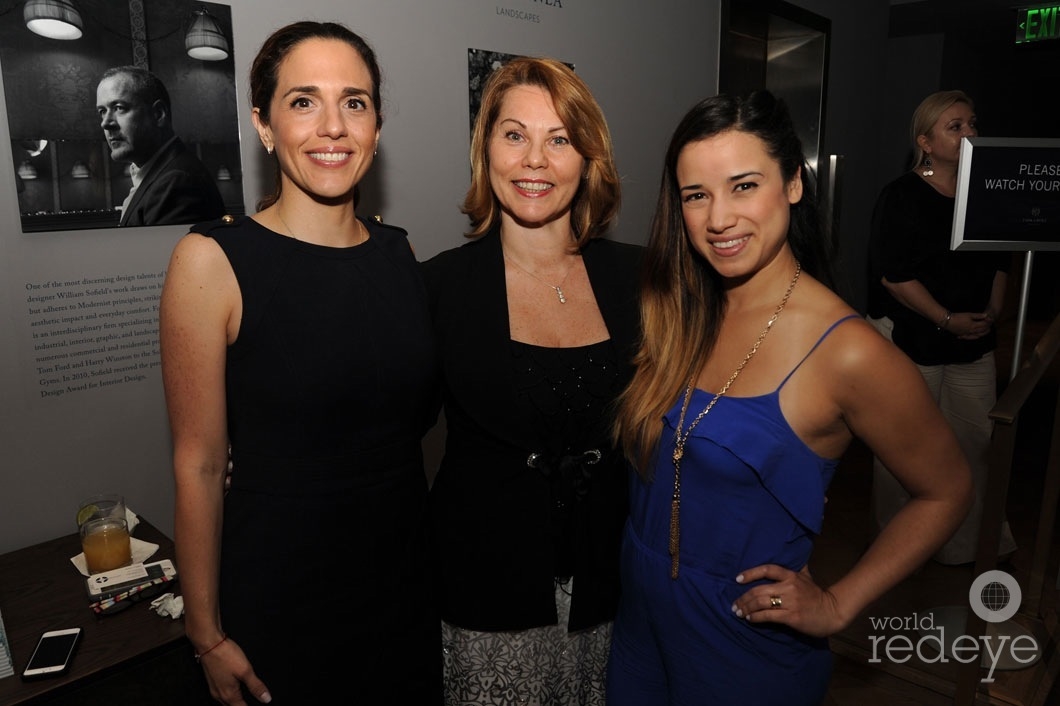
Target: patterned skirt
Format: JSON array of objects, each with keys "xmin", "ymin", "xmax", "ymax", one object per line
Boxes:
[{"xmin": 441, "ymin": 578, "xmax": 612, "ymax": 706}]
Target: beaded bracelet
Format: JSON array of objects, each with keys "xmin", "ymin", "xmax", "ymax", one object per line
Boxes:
[
  {"xmin": 937, "ymin": 311, "xmax": 952, "ymax": 331},
  {"xmin": 194, "ymin": 633, "xmax": 227, "ymax": 663}
]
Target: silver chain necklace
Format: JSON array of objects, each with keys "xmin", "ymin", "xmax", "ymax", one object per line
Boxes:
[
  {"xmin": 277, "ymin": 211, "xmax": 366, "ymax": 245},
  {"xmin": 504, "ymin": 254, "xmax": 577, "ymax": 304},
  {"xmin": 277, "ymin": 211, "xmax": 301, "ymax": 242}
]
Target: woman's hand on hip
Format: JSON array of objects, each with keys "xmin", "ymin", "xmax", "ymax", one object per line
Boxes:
[{"xmin": 730, "ymin": 564, "xmax": 846, "ymax": 638}]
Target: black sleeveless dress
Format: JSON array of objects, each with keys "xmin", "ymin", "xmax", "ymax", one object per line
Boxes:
[{"xmin": 201, "ymin": 216, "xmax": 441, "ymax": 704}]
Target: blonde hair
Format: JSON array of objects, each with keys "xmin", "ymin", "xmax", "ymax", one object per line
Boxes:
[
  {"xmin": 461, "ymin": 56, "xmax": 620, "ymax": 247},
  {"xmin": 909, "ymin": 90, "xmax": 974, "ymax": 171}
]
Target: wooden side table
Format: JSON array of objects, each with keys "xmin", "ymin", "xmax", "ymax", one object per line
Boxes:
[{"xmin": 0, "ymin": 518, "xmax": 209, "ymax": 704}]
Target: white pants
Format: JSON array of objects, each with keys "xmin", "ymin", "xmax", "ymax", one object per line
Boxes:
[{"xmin": 867, "ymin": 315, "xmax": 1017, "ymax": 565}]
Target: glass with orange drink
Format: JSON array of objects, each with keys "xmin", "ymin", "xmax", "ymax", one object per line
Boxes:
[
  {"xmin": 77, "ymin": 493, "xmax": 132, "ymax": 574},
  {"xmin": 80, "ymin": 516, "xmax": 132, "ymax": 573}
]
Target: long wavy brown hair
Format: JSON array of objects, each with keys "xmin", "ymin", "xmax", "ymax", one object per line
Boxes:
[{"xmin": 614, "ymin": 90, "xmax": 835, "ymax": 474}]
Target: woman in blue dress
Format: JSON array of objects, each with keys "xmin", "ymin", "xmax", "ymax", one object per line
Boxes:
[{"xmin": 605, "ymin": 90, "xmax": 973, "ymax": 705}]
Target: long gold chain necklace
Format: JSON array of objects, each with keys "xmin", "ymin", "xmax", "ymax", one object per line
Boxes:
[
  {"xmin": 668, "ymin": 261, "xmax": 801, "ymax": 579},
  {"xmin": 504, "ymin": 254, "xmax": 577, "ymax": 304}
]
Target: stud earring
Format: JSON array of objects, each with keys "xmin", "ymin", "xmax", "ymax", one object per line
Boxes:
[
  {"xmin": 921, "ymin": 156, "xmax": 933, "ymax": 177},
  {"xmin": 265, "ymin": 145, "xmax": 273, "ymax": 155}
]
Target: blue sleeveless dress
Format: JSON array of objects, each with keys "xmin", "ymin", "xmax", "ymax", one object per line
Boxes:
[{"xmin": 607, "ymin": 315, "xmax": 858, "ymax": 706}]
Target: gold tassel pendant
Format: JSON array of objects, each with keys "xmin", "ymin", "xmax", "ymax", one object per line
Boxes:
[{"xmin": 669, "ymin": 497, "xmax": 681, "ymax": 579}]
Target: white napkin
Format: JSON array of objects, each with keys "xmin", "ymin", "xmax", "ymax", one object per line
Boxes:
[{"xmin": 150, "ymin": 592, "xmax": 185, "ymax": 619}]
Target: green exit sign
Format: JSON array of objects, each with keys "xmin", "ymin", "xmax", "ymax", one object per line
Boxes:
[{"xmin": 1017, "ymin": 4, "xmax": 1059, "ymax": 43}]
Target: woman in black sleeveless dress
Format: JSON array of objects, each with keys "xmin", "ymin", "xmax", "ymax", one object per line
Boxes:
[{"xmin": 160, "ymin": 22, "xmax": 440, "ymax": 705}]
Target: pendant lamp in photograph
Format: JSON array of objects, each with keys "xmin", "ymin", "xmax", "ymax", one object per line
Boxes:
[
  {"xmin": 185, "ymin": 7, "xmax": 229, "ymax": 61},
  {"xmin": 70, "ymin": 160, "xmax": 91, "ymax": 179},
  {"xmin": 17, "ymin": 161, "xmax": 38, "ymax": 180},
  {"xmin": 24, "ymin": 0, "xmax": 83, "ymax": 40}
]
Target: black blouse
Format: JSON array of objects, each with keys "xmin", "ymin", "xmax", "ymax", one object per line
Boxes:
[
  {"xmin": 421, "ymin": 231, "xmax": 643, "ymax": 632},
  {"xmin": 870, "ymin": 171, "xmax": 1009, "ymax": 365}
]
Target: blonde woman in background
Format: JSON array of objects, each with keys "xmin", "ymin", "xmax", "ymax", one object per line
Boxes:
[{"xmin": 866, "ymin": 89, "xmax": 1016, "ymax": 565}]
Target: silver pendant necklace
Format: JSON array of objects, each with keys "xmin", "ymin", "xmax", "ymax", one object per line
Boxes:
[{"xmin": 504, "ymin": 254, "xmax": 577, "ymax": 304}]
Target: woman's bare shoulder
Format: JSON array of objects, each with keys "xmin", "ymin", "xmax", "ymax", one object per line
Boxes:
[
  {"xmin": 794, "ymin": 281, "xmax": 909, "ymax": 379},
  {"xmin": 166, "ymin": 231, "xmax": 230, "ymax": 277},
  {"xmin": 815, "ymin": 315, "xmax": 926, "ymax": 416}
]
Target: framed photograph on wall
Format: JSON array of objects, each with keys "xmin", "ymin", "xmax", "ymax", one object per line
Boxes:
[{"xmin": 1, "ymin": 0, "xmax": 243, "ymax": 232}]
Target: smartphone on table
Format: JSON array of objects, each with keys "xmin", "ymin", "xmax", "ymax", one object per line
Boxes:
[{"xmin": 20, "ymin": 627, "xmax": 82, "ymax": 680}]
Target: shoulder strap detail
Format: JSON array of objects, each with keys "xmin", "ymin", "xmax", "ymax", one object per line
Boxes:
[{"xmin": 777, "ymin": 314, "xmax": 861, "ymax": 391}]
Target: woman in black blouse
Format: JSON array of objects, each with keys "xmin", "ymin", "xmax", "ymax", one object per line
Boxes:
[
  {"xmin": 421, "ymin": 57, "xmax": 642, "ymax": 705},
  {"xmin": 867, "ymin": 89, "xmax": 1016, "ymax": 565}
]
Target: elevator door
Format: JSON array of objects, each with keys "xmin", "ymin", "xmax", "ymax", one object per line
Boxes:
[
  {"xmin": 719, "ymin": 0, "xmax": 838, "ymax": 250},
  {"xmin": 720, "ymin": 0, "xmax": 830, "ymax": 175}
]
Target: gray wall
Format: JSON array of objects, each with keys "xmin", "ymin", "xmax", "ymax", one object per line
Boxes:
[{"xmin": 0, "ymin": 0, "xmax": 723, "ymax": 553}]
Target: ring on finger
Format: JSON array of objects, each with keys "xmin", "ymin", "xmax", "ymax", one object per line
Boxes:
[{"xmin": 770, "ymin": 595, "xmax": 783, "ymax": 608}]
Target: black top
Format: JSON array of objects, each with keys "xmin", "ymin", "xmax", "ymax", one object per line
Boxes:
[
  {"xmin": 421, "ymin": 228, "xmax": 643, "ymax": 632},
  {"xmin": 869, "ymin": 171, "xmax": 1008, "ymax": 365},
  {"xmin": 511, "ymin": 339, "xmax": 622, "ymax": 579}
]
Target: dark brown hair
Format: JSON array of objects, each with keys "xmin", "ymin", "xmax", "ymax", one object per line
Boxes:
[
  {"xmin": 249, "ymin": 21, "xmax": 382, "ymax": 210},
  {"xmin": 615, "ymin": 90, "xmax": 834, "ymax": 472}
]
